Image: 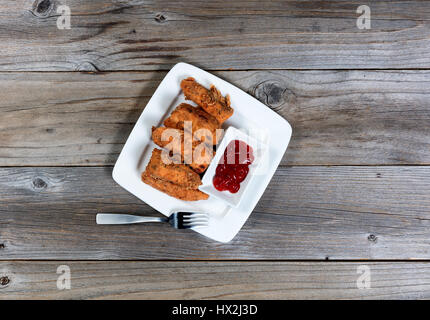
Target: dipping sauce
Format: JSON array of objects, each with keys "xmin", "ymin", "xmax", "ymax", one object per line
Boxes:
[{"xmin": 213, "ymin": 140, "xmax": 254, "ymax": 193}]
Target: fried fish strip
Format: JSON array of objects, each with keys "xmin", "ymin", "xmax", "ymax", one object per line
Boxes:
[
  {"xmin": 164, "ymin": 103, "xmax": 221, "ymax": 145},
  {"xmin": 141, "ymin": 172, "xmax": 208, "ymax": 201},
  {"xmin": 145, "ymin": 148, "xmax": 202, "ymax": 189},
  {"xmin": 152, "ymin": 127, "xmax": 214, "ymax": 174},
  {"xmin": 180, "ymin": 77, "xmax": 233, "ymax": 123}
]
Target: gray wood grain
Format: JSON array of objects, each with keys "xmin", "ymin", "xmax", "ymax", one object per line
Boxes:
[
  {"xmin": 1, "ymin": 166, "xmax": 429, "ymax": 260},
  {"xmin": 1, "ymin": 0, "xmax": 430, "ymax": 71},
  {"xmin": 1, "ymin": 70, "xmax": 430, "ymax": 166},
  {"xmin": 1, "ymin": 261, "xmax": 430, "ymax": 299},
  {"xmin": 2, "ymin": 0, "xmax": 429, "ymax": 300}
]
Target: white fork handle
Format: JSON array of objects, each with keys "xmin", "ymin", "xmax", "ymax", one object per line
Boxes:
[{"xmin": 96, "ymin": 213, "xmax": 165, "ymax": 225}]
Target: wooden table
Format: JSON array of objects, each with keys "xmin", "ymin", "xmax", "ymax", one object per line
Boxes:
[{"xmin": 1, "ymin": 0, "xmax": 430, "ymax": 299}]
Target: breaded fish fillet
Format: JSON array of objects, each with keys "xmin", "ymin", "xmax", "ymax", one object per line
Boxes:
[
  {"xmin": 164, "ymin": 103, "xmax": 221, "ymax": 145},
  {"xmin": 180, "ymin": 77, "xmax": 233, "ymax": 123},
  {"xmin": 141, "ymin": 172, "xmax": 208, "ymax": 201},
  {"xmin": 145, "ymin": 148, "xmax": 202, "ymax": 189},
  {"xmin": 152, "ymin": 126, "xmax": 214, "ymax": 174}
]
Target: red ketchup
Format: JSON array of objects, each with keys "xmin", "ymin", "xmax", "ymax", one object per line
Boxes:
[{"xmin": 213, "ymin": 140, "xmax": 254, "ymax": 194}]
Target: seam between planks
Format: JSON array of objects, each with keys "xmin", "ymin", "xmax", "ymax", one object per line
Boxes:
[
  {"xmin": 1, "ymin": 164, "xmax": 430, "ymax": 168},
  {"xmin": 2, "ymin": 68, "xmax": 430, "ymax": 74},
  {"xmin": 2, "ymin": 259, "xmax": 430, "ymax": 262}
]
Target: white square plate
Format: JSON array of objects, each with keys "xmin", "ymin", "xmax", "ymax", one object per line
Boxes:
[{"xmin": 112, "ymin": 62, "xmax": 292, "ymax": 243}]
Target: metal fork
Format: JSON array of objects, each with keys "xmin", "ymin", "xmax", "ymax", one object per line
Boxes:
[{"xmin": 96, "ymin": 212, "xmax": 209, "ymax": 229}]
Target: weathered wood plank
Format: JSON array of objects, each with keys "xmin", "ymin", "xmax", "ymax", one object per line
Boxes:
[
  {"xmin": 1, "ymin": 261, "xmax": 430, "ymax": 299},
  {"xmin": 1, "ymin": 70, "xmax": 430, "ymax": 166},
  {"xmin": 1, "ymin": 0, "xmax": 430, "ymax": 71},
  {"xmin": 1, "ymin": 166, "xmax": 429, "ymax": 260}
]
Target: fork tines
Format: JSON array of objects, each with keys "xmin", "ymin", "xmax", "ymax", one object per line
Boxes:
[{"xmin": 179, "ymin": 212, "xmax": 209, "ymax": 229}]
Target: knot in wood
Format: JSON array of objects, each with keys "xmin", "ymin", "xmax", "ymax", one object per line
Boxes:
[
  {"xmin": 32, "ymin": 177, "xmax": 47, "ymax": 190},
  {"xmin": 76, "ymin": 61, "xmax": 100, "ymax": 72},
  {"xmin": 155, "ymin": 13, "xmax": 167, "ymax": 23},
  {"xmin": 368, "ymin": 234, "xmax": 377, "ymax": 242},
  {"xmin": 0, "ymin": 276, "xmax": 10, "ymax": 286},
  {"xmin": 0, "ymin": 244, "xmax": 4, "ymax": 249},
  {"xmin": 253, "ymin": 80, "xmax": 293, "ymax": 111},
  {"xmin": 32, "ymin": 0, "xmax": 54, "ymax": 17}
]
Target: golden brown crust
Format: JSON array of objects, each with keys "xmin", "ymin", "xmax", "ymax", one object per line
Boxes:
[
  {"xmin": 151, "ymin": 126, "xmax": 214, "ymax": 174},
  {"xmin": 139, "ymin": 76, "xmax": 235, "ymax": 202},
  {"xmin": 180, "ymin": 77, "xmax": 233, "ymax": 123},
  {"xmin": 145, "ymin": 148, "xmax": 202, "ymax": 189},
  {"xmin": 163, "ymin": 103, "xmax": 221, "ymax": 145},
  {"xmin": 210, "ymin": 84, "xmax": 231, "ymax": 109},
  {"xmin": 141, "ymin": 172, "xmax": 208, "ymax": 201}
]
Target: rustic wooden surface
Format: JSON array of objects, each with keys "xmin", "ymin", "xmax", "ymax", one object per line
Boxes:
[
  {"xmin": 2, "ymin": 261, "xmax": 430, "ymax": 299},
  {"xmin": 1, "ymin": 70, "xmax": 430, "ymax": 166},
  {"xmin": 1, "ymin": 166, "xmax": 430, "ymax": 260},
  {"xmin": 1, "ymin": 1, "xmax": 430, "ymax": 71},
  {"xmin": 1, "ymin": 0, "xmax": 430, "ymax": 299}
]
